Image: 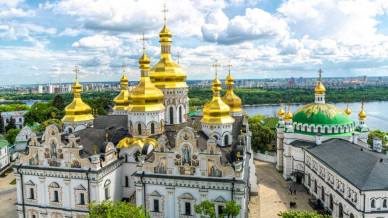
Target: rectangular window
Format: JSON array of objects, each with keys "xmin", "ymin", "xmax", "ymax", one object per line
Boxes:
[
  {"xmin": 80, "ymin": 193, "xmax": 85, "ymax": 205},
  {"xmin": 185, "ymin": 202, "xmax": 191, "ymax": 215},
  {"xmin": 53, "ymin": 190, "xmax": 59, "ymax": 202},
  {"xmin": 153, "ymin": 199, "xmax": 159, "ymax": 212},
  {"xmin": 125, "ymin": 176, "xmax": 129, "ymax": 187},
  {"xmin": 29, "ymin": 188, "xmax": 34, "ymax": 199}
]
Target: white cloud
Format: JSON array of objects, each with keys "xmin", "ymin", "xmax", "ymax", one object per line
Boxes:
[
  {"xmin": 72, "ymin": 35, "xmax": 122, "ymax": 49},
  {"xmin": 202, "ymin": 8, "xmax": 289, "ymax": 44},
  {"xmin": 58, "ymin": 28, "xmax": 82, "ymax": 37}
]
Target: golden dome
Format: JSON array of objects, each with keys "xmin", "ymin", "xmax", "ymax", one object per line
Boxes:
[
  {"xmin": 222, "ymin": 72, "xmax": 242, "ymax": 113},
  {"xmin": 359, "ymin": 102, "xmax": 367, "ymax": 120},
  {"xmin": 315, "ymin": 69, "xmax": 326, "ymax": 94},
  {"xmin": 62, "ymin": 79, "xmax": 94, "ymax": 123},
  {"xmin": 284, "ymin": 110, "xmax": 293, "ymax": 121},
  {"xmin": 149, "ymin": 24, "xmax": 188, "ymax": 89},
  {"xmin": 117, "ymin": 137, "xmax": 157, "ymax": 149},
  {"xmin": 127, "ymin": 51, "xmax": 165, "ymax": 112},
  {"xmin": 201, "ymin": 75, "xmax": 234, "ymax": 124},
  {"xmin": 277, "ymin": 105, "xmax": 286, "ymax": 118},
  {"xmin": 113, "ymin": 73, "xmax": 130, "ymax": 111},
  {"xmin": 344, "ymin": 104, "xmax": 352, "ymax": 116},
  {"xmin": 315, "ymin": 81, "xmax": 326, "ymax": 94}
]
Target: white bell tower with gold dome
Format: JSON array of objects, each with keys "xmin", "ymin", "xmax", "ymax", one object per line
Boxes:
[
  {"xmin": 150, "ymin": 5, "xmax": 189, "ymax": 125},
  {"xmin": 62, "ymin": 66, "xmax": 94, "ymax": 133},
  {"xmin": 127, "ymin": 43, "xmax": 165, "ymax": 137},
  {"xmin": 201, "ymin": 63, "xmax": 235, "ymax": 147}
]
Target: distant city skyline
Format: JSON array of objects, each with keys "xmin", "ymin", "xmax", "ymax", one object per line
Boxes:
[{"xmin": 3, "ymin": 0, "xmax": 388, "ymax": 85}]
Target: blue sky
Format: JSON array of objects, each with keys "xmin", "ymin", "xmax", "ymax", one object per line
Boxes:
[{"xmin": 2, "ymin": 0, "xmax": 388, "ymax": 85}]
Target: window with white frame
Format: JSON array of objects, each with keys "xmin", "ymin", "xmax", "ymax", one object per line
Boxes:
[
  {"xmin": 178, "ymin": 193, "xmax": 195, "ymax": 216},
  {"xmin": 74, "ymin": 184, "xmax": 87, "ymax": 206},
  {"xmin": 148, "ymin": 191, "xmax": 163, "ymax": 213},
  {"xmin": 24, "ymin": 180, "xmax": 36, "ymax": 200},
  {"xmin": 48, "ymin": 182, "xmax": 61, "ymax": 203}
]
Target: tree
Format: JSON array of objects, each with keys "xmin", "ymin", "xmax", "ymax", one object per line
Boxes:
[
  {"xmin": 89, "ymin": 200, "xmax": 150, "ymax": 218},
  {"xmin": 278, "ymin": 210, "xmax": 331, "ymax": 218},
  {"xmin": 24, "ymin": 102, "xmax": 61, "ymax": 126},
  {"xmin": 368, "ymin": 129, "xmax": 387, "ymax": 146},
  {"xmin": 222, "ymin": 201, "xmax": 241, "ymax": 218},
  {"xmin": 5, "ymin": 128, "xmax": 20, "ymax": 145},
  {"xmin": 250, "ymin": 122, "xmax": 276, "ymax": 153},
  {"xmin": 5, "ymin": 116, "xmax": 16, "ymax": 132},
  {"xmin": 195, "ymin": 200, "xmax": 216, "ymax": 218},
  {"xmin": 52, "ymin": 95, "xmax": 66, "ymax": 111}
]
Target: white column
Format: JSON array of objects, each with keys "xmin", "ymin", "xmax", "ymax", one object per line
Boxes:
[{"xmin": 167, "ymin": 186, "xmax": 175, "ymax": 218}]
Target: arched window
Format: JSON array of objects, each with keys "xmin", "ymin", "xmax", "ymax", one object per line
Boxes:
[
  {"xmin": 383, "ymin": 199, "xmax": 387, "ymax": 208},
  {"xmin": 49, "ymin": 182, "xmax": 60, "ymax": 202},
  {"xmin": 305, "ymin": 126, "xmax": 307, "ymax": 131},
  {"xmin": 321, "ymin": 186, "xmax": 325, "ymax": 201},
  {"xmin": 169, "ymin": 107, "xmax": 174, "ymax": 124},
  {"xmin": 325, "ymin": 127, "xmax": 328, "ymax": 134},
  {"xmin": 151, "ymin": 123, "xmax": 155, "ymax": 134},
  {"xmin": 332, "ymin": 127, "xmax": 335, "ymax": 133},
  {"xmin": 371, "ymin": 199, "xmax": 376, "ymax": 208},
  {"xmin": 179, "ymin": 106, "xmax": 183, "ymax": 123},
  {"xmin": 224, "ymin": 135, "xmax": 229, "ymax": 146},
  {"xmin": 311, "ymin": 126, "xmax": 314, "ymax": 133},
  {"xmin": 138, "ymin": 123, "xmax": 142, "ymax": 135},
  {"xmin": 329, "ymin": 194, "xmax": 333, "ymax": 210},
  {"xmin": 307, "ymin": 174, "xmax": 311, "ymax": 187},
  {"xmin": 339, "ymin": 203, "xmax": 343, "ymax": 218},
  {"xmin": 314, "ymin": 180, "xmax": 317, "ymax": 193},
  {"xmin": 350, "ymin": 213, "xmax": 354, "ymax": 218},
  {"xmin": 317, "ymin": 127, "xmax": 321, "ymax": 133},
  {"xmin": 104, "ymin": 180, "xmax": 111, "ymax": 200}
]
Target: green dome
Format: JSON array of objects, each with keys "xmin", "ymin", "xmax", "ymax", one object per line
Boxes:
[{"xmin": 293, "ymin": 103, "xmax": 353, "ymax": 125}]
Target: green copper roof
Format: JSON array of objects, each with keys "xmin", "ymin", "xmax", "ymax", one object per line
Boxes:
[
  {"xmin": 0, "ymin": 139, "xmax": 9, "ymax": 148},
  {"xmin": 293, "ymin": 103, "xmax": 353, "ymax": 125}
]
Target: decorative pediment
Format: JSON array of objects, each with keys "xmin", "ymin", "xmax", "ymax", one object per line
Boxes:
[
  {"xmin": 149, "ymin": 190, "xmax": 162, "ymax": 197},
  {"xmin": 25, "ymin": 180, "xmax": 35, "ymax": 186},
  {"xmin": 214, "ymin": 196, "xmax": 226, "ymax": 202},
  {"xmin": 74, "ymin": 184, "xmax": 86, "ymax": 190},
  {"xmin": 179, "ymin": 193, "xmax": 194, "ymax": 200}
]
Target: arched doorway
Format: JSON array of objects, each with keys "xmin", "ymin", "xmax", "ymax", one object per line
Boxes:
[
  {"xmin": 350, "ymin": 213, "xmax": 354, "ymax": 218},
  {"xmin": 169, "ymin": 107, "xmax": 174, "ymax": 124}
]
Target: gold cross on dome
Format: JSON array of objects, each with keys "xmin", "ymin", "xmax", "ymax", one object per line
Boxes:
[
  {"xmin": 139, "ymin": 33, "xmax": 148, "ymax": 51},
  {"xmin": 72, "ymin": 65, "xmax": 80, "ymax": 80},
  {"xmin": 177, "ymin": 51, "xmax": 180, "ymax": 64},
  {"xmin": 162, "ymin": 3, "xmax": 168, "ymax": 25},
  {"xmin": 318, "ymin": 68, "xmax": 323, "ymax": 81},
  {"xmin": 226, "ymin": 63, "xmax": 232, "ymax": 74},
  {"xmin": 212, "ymin": 60, "xmax": 221, "ymax": 78}
]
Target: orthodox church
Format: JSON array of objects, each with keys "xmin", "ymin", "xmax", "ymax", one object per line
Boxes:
[
  {"xmin": 14, "ymin": 19, "xmax": 256, "ymax": 218},
  {"xmin": 276, "ymin": 71, "xmax": 388, "ymax": 218}
]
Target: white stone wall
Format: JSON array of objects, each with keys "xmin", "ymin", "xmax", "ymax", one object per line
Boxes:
[
  {"xmin": 0, "ymin": 146, "xmax": 9, "ymax": 170},
  {"xmin": 128, "ymin": 110, "xmax": 165, "ymax": 136},
  {"xmin": 1, "ymin": 111, "xmax": 27, "ymax": 129},
  {"xmin": 136, "ymin": 180, "xmax": 247, "ymax": 218}
]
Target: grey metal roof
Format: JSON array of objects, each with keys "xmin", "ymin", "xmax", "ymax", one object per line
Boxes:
[
  {"xmin": 307, "ymin": 138, "xmax": 388, "ymax": 191},
  {"xmin": 93, "ymin": 115, "xmax": 128, "ymax": 130}
]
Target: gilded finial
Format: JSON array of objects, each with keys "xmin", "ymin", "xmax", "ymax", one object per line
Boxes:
[
  {"xmin": 121, "ymin": 64, "xmax": 126, "ymax": 75},
  {"xmin": 359, "ymin": 101, "xmax": 367, "ymax": 120},
  {"xmin": 177, "ymin": 51, "xmax": 180, "ymax": 64},
  {"xmin": 344, "ymin": 104, "xmax": 352, "ymax": 115},
  {"xmin": 318, "ymin": 68, "xmax": 322, "ymax": 81},
  {"xmin": 140, "ymin": 33, "xmax": 147, "ymax": 52},
  {"xmin": 212, "ymin": 60, "xmax": 221, "ymax": 79},
  {"xmin": 93, "ymin": 144, "xmax": 98, "ymax": 155},
  {"xmin": 162, "ymin": 3, "xmax": 168, "ymax": 25},
  {"xmin": 73, "ymin": 65, "xmax": 80, "ymax": 81},
  {"xmin": 226, "ymin": 63, "xmax": 232, "ymax": 75}
]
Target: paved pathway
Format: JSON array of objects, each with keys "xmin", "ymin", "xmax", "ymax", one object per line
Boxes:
[
  {"xmin": 0, "ymin": 170, "xmax": 17, "ymax": 218},
  {"xmin": 249, "ymin": 160, "xmax": 313, "ymax": 218}
]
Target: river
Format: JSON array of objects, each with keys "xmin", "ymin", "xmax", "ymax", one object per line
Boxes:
[{"xmin": 244, "ymin": 101, "xmax": 388, "ymax": 131}]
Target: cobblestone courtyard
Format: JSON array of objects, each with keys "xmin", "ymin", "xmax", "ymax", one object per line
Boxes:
[{"xmin": 249, "ymin": 160, "xmax": 313, "ymax": 218}]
